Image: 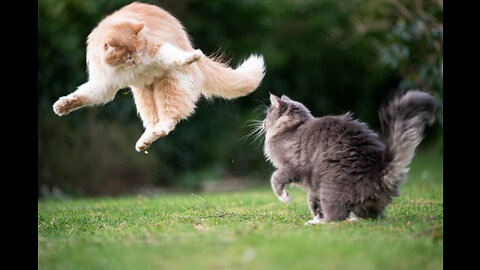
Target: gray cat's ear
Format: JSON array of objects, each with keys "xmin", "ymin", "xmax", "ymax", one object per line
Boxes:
[
  {"xmin": 281, "ymin": 95, "xmax": 292, "ymax": 102},
  {"xmin": 269, "ymin": 93, "xmax": 282, "ymax": 109}
]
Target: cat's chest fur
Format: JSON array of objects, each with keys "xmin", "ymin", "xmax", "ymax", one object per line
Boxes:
[
  {"xmin": 91, "ymin": 56, "xmax": 167, "ymax": 88},
  {"xmin": 264, "ymin": 131, "xmax": 301, "ymax": 169},
  {"xmin": 120, "ymin": 62, "xmax": 164, "ymax": 87}
]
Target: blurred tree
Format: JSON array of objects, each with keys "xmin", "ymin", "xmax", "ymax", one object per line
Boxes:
[
  {"xmin": 347, "ymin": 0, "xmax": 443, "ymax": 145},
  {"xmin": 38, "ymin": 0, "xmax": 442, "ymax": 197}
]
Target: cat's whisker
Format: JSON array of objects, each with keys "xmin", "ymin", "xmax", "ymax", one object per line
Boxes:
[
  {"xmin": 241, "ymin": 128, "xmax": 262, "ymax": 143},
  {"xmin": 263, "ymin": 91, "xmax": 436, "ymax": 224},
  {"xmin": 243, "ymin": 122, "xmax": 263, "ymax": 128},
  {"xmin": 252, "ymin": 130, "xmax": 265, "ymax": 147},
  {"xmin": 243, "ymin": 119, "xmax": 263, "ymax": 124},
  {"xmin": 240, "ymin": 119, "xmax": 266, "ymax": 147}
]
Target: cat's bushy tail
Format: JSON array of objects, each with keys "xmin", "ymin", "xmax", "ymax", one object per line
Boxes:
[
  {"xmin": 197, "ymin": 54, "xmax": 265, "ymax": 99},
  {"xmin": 379, "ymin": 90, "xmax": 436, "ymax": 191}
]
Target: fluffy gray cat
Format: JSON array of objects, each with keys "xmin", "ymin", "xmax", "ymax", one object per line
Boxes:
[{"xmin": 260, "ymin": 90, "xmax": 436, "ymax": 225}]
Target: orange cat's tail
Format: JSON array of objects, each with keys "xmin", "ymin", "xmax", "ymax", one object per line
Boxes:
[{"xmin": 197, "ymin": 54, "xmax": 265, "ymax": 99}]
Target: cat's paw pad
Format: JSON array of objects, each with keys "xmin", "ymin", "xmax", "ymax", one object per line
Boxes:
[
  {"xmin": 304, "ymin": 217, "xmax": 326, "ymax": 226},
  {"xmin": 278, "ymin": 190, "xmax": 290, "ymax": 204},
  {"xmin": 53, "ymin": 95, "xmax": 85, "ymax": 116}
]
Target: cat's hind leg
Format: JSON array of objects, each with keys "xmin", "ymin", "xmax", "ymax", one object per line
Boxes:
[
  {"xmin": 131, "ymin": 85, "xmax": 161, "ymax": 152},
  {"xmin": 305, "ymin": 189, "xmax": 324, "ymax": 225},
  {"xmin": 352, "ymin": 200, "xmax": 386, "ymax": 220},
  {"xmin": 133, "ymin": 72, "xmax": 200, "ymax": 151},
  {"xmin": 320, "ymin": 202, "xmax": 350, "ymax": 223},
  {"xmin": 153, "ymin": 72, "xmax": 199, "ymax": 134},
  {"xmin": 310, "ymin": 188, "xmax": 351, "ymax": 224}
]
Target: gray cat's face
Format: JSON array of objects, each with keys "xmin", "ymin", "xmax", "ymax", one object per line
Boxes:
[{"xmin": 263, "ymin": 94, "xmax": 313, "ymax": 131}]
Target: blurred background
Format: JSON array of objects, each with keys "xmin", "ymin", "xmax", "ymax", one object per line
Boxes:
[{"xmin": 38, "ymin": 0, "xmax": 443, "ymax": 198}]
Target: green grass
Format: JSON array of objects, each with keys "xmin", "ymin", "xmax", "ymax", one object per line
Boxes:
[{"xmin": 38, "ymin": 150, "xmax": 443, "ymax": 270}]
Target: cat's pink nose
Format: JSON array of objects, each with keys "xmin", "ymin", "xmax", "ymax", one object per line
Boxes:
[{"xmin": 262, "ymin": 120, "xmax": 267, "ymax": 129}]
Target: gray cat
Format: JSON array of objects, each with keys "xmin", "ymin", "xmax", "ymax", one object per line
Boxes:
[{"xmin": 261, "ymin": 90, "xmax": 436, "ymax": 225}]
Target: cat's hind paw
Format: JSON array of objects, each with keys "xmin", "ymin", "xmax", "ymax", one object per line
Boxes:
[
  {"xmin": 135, "ymin": 139, "xmax": 151, "ymax": 152},
  {"xmin": 135, "ymin": 129, "xmax": 157, "ymax": 152},
  {"xmin": 135, "ymin": 121, "xmax": 176, "ymax": 152},
  {"xmin": 347, "ymin": 216, "xmax": 361, "ymax": 223}
]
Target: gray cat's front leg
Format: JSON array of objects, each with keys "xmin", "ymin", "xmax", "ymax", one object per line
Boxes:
[
  {"xmin": 270, "ymin": 170, "xmax": 294, "ymax": 204},
  {"xmin": 307, "ymin": 190, "xmax": 323, "ymax": 219}
]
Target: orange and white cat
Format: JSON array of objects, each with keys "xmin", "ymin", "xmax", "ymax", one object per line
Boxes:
[{"xmin": 53, "ymin": 2, "xmax": 265, "ymax": 151}]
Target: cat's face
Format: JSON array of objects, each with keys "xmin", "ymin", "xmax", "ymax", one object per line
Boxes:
[
  {"xmin": 102, "ymin": 22, "xmax": 145, "ymax": 67},
  {"xmin": 263, "ymin": 94, "xmax": 313, "ymax": 132}
]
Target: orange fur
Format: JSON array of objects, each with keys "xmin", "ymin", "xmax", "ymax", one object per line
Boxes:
[
  {"xmin": 153, "ymin": 74, "xmax": 198, "ymax": 122},
  {"xmin": 130, "ymin": 84, "xmax": 158, "ymax": 129},
  {"xmin": 53, "ymin": 2, "xmax": 265, "ymax": 152}
]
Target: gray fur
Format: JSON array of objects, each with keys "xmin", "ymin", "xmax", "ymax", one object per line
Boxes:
[{"xmin": 261, "ymin": 91, "xmax": 436, "ymax": 223}]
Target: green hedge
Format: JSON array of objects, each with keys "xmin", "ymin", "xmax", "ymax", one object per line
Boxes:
[{"xmin": 38, "ymin": 0, "xmax": 442, "ymax": 196}]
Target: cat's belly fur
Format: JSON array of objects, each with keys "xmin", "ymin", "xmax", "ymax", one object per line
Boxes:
[{"xmin": 124, "ymin": 64, "xmax": 167, "ymax": 88}]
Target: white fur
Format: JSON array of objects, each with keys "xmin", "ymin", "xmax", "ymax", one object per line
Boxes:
[
  {"xmin": 348, "ymin": 217, "xmax": 360, "ymax": 222},
  {"xmin": 278, "ymin": 190, "xmax": 290, "ymax": 204},
  {"xmin": 235, "ymin": 54, "xmax": 265, "ymax": 75},
  {"xmin": 304, "ymin": 216, "xmax": 327, "ymax": 225},
  {"xmin": 54, "ymin": 43, "xmax": 204, "ymax": 115},
  {"xmin": 155, "ymin": 43, "xmax": 203, "ymax": 68},
  {"xmin": 53, "ymin": 2, "xmax": 265, "ymax": 152},
  {"xmin": 170, "ymin": 70, "xmax": 201, "ymax": 99}
]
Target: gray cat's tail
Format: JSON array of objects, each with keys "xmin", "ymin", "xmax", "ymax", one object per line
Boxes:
[{"xmin": 379, "ymin": 90, "xmax": 436, "ymax": 191}]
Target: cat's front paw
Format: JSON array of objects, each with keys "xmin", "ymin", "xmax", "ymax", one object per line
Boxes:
[
  {"xmin": 53, "ymin": 95, "xmax": 86, "ymax": 116},
  {"xmin": 183, "ymin": 49, "xmax": 203, "ymax": 66},
  {"xmin": 278, "ymin": 190, "xmax": 290, "ymax": 204}
]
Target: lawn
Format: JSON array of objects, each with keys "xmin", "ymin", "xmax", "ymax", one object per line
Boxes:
[{"xmin": 38, "ymin": 150, "xmax": 443, "ymax": 270}]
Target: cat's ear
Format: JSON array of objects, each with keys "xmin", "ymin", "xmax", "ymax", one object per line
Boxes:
[
  {"xmin": 281, "ymin": 95, "xmax": 292, "ymax": 102},
  {"xmin": 269, "ymin": 93, "xmax": 282, "ymax": 109},
  {"xmin": 105, "ymin": 38, "xmax": 119, "ymax": 49},
  {"xmin": 132, "ymin": 23, "xmax": 144, "ymax": 35}
]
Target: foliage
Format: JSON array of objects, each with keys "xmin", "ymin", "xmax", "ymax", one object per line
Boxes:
[{"xmin": 38, "ymin": 0, "xmax": 443, "ymax": 196}]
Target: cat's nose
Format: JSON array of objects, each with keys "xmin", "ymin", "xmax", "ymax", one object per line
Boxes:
[{"xmin": 262, "ymin": 120, "xmax": 267, "ymax": 129}]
